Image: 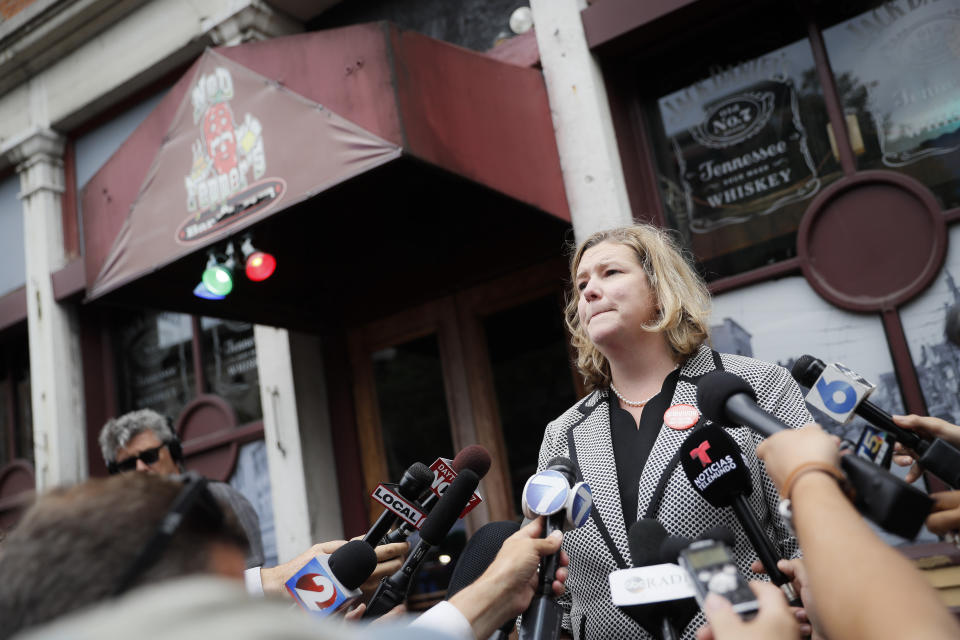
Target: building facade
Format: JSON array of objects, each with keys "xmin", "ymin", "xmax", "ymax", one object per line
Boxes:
[{"xmin": 0, "ymin": 0, "xmax": 957, "ymax": 594}]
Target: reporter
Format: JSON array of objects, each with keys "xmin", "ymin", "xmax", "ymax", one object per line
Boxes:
[
  {"xmin": 695, "ymin": 582, "xmax": 799, "ymax": 640},
  {"xmin": 756, "ymin": 424, "xmax": 960, "ymax": 640}
]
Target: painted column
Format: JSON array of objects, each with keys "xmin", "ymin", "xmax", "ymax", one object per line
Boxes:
[
  {"xmin": 8, "ymin": 129, "xmax": 87, "ymax": 489},
  {"xmin": 530, "ymin": 0, "xmax": 633, "ymax": 241},
  {"xmin": 254, "ymin": 326, "xmax": 343, "ymax": 561}
]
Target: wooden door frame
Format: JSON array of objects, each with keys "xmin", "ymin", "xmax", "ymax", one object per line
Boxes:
[{"xmin": 348, "ymin": 257, "xmax": 577, "ymax": 529}]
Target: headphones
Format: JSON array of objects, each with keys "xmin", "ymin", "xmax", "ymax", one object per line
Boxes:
[
  {"xmin": 164, "ymin": 413, "xmax": 184, "ymax": 464},
  {"xmin": 166, "ymin": 435, "xmax": 184, "ymax": 465},
  {"xmin": 112, "ymin": 472, "xmax": 223, "ymax": 596}
]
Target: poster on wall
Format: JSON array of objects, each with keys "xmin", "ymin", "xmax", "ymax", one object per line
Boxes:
[
  {"xmin": 670, "ymin": 78, "xmax": 821, "ymax": 233},
  {"xmin": 900, "ymin": 225, "xmax": 960, "ymax": 427}
]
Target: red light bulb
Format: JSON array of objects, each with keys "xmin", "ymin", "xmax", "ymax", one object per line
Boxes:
[{"xmin": 245, "ymin": 251, "xmax": 276, "ymax": 281}]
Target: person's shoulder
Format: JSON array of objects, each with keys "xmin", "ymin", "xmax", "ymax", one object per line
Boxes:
[
  {"xmin": 716, "ymin": 351, "xmax": 789, "ymax": 379},
  {"xmin": 546, "ymin": 389, "xmax": 605, "ymax": 431}
]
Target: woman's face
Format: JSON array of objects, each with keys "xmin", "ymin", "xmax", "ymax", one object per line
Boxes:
[{"xmin": 575, "ymin": 240, "xmax": 658, "ymax": 349}]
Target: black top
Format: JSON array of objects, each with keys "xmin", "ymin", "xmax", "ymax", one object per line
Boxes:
[{"xmin": 609, "ymin": 367, "xmax": 681, "ymax": 527}]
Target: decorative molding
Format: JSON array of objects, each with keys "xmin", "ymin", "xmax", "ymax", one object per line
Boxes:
[
  {"xmin": 203, "ymin": 0, "xmax": 302, "ymax": 46},
  {"xmin": 7, "ymin": 128, "xmax": 65, "ymax": 199}
]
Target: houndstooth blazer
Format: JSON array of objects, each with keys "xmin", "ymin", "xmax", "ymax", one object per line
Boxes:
[{"xmin": 537, "ymin": 344, "xmax": 812, "ymax": 640}]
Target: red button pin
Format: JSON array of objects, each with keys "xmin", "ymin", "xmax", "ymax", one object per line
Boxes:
[{"xmin": 664, "ymin": 404, "xmax": 699, "ymax": 430}]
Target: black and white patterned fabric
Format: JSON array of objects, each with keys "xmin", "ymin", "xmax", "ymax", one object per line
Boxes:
[{"xmin": 537, "ymin": 344, "xmax": 811, "ymax": 639}]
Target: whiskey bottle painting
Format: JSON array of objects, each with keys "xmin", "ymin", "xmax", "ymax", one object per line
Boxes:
[{"xmin": 672, "ymin": 78, "xmax": 820, "ymax": 233}]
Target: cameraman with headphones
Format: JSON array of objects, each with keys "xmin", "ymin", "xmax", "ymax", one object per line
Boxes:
[
  {"xmin": 99, "ymin": 409, "xmax": 410, "ymax": 599},
  {"xmin": 99, "ymin": 409, "xmax": 266, "ymax": 570}
]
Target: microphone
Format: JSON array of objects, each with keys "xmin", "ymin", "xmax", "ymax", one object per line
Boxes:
[
  {"xmin": 384, "ymin": 445, "xmax": 492, "ymax": 544},
  {"xmin": 518, "ymin": 456, "xmax": 592, "ymax": 640},
  {"xmin": 363, "ymin": 462, "xmax": 434, "ymax": 546},
  {"xmin": 854, "ymin": 424, "xmax": 895, "ymax": 468},
  {"xmin": 697, "ymin": 370, "xmax": 933, "ymax": 539},
  {"xmin": 364, "ymin": 468, "xmax": 481, "ymax": 619},
  {"xmin": 609, "ymin": 519, "xmax": 698, "ymax": 640},
  {"xmin": 447, "ymin": 520, "xmax": 522, "ymax": 640},
  {"xmin": 678, "ymin": 423, "xmax": 797, "ymax": 603},
  {"xmin": 285, "ymin": 539, "xmax": 378, "ymax": 617},
  {"xmin": 792, "ymin": 355, "xmax": 960, "ymax": 488}
]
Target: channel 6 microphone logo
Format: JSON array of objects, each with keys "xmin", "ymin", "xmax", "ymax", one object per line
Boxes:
[
  {"xmin": 522, "ymin": 469, "xmax": 570, "ymax": 516},
  {"xmin": 285, "ymin": 556, "xmax": 346, "ymax": 617},
  {"xmin": 805, "ymin": 362, "xmax": 874, "ymax": 424}
]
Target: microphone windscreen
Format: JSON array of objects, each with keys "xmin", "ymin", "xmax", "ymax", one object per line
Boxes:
[
  {"xmin": 399, "ymin": 462, "xmax": 434, "ymax": 498},
  {"xmin": 659, "ymin": 535, "xmax": 694, "ymax": 564},
  {"xmin": 420, "ymin": 469, "xmax": 480, "ymax": 545},
  {"xmin": 447, "ymin": 520, "xmax": 520, "ymax": 597},
  {"xmin": 628, "ymin": 518, "xmax": 668, "ymax": 567},
  {"xmin": 696, "ymin": 371, "xmax": 756, "ymax": 423},
  {"xmin": 698, "ymin": 525, "xmax": 736, "ymax": 548},
  {"xmin": 452, "ymin": 445, "xmax": 492, "ymax": 478},
  {"xmin": 790, "ymin": 355, "xmax": 825, "ymax": 388},
  {"xmin": 328, "ymin": 539, "xmax": 378, "ymax": 590},
  {"xmin": 679, "ymin": 424, "xmax": 753, "ymax": 507}
]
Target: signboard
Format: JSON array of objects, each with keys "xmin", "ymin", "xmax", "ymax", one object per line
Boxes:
[{"xmin": 670, "ymin": 79, "xmax": 820, "ymax": 233}]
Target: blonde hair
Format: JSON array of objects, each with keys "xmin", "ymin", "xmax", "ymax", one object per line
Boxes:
[{"xmin": 565, "ymin": 224, "xmax": 711, "ymax": 390}]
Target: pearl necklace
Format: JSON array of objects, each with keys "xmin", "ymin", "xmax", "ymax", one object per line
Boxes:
[
  {"xmin": 609, "ymin": 383, "xmax": 658, "ymax": 407},
  {"xmin": 610, "ymin": 364, "xmax": 680, "ymax": 407}
]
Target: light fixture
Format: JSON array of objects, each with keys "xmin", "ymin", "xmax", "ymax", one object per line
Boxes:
[
  {"xmin": 201, "ymin": 245, "xmax": 236, "ymax": 297},
  {"xmin": 193, "ymin": 281, "xmax": 226, "ymax": 300},
  {"xmin": 240, "ymin": 235, "xmax": 276, "ymax": 282}
]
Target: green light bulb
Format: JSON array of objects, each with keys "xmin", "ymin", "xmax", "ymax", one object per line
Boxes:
[{"xmin": 202, "ymin": 265, "xmax": 234, "ymax": 296}]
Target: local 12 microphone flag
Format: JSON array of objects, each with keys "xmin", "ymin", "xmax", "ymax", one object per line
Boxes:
[{"xmin": 285, "ymin": 555, "xmax": 356, "ymax": 617}]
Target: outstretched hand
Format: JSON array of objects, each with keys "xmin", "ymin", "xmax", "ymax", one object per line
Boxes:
[
  {"xmin": 892, "ymin": 414, "xmax": 960, "ymax": 482},
  {"xmin": 695, "ymin": 582, "xmax": 799, "ymax": 640}
]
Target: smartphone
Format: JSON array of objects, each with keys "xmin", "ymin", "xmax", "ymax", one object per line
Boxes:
[{"xmin": 678, "ymin": 539, "xmax": 759, "ymax": 620}]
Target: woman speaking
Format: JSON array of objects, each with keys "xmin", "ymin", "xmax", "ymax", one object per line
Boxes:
[{"xmin": 538, "ymin": 225, "xmax": 810, "ymax": 639}]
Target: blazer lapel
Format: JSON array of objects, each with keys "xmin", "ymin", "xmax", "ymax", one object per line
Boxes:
[
  {"xmin": 568, "ymin": 391, "xmax": 630, "ymax": 568},
  {"xmin": 636, "ymin": 346, "xmax": 718, "ymax": 522}
]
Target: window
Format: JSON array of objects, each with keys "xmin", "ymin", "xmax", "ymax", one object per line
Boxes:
[
  {"xmin": 646, "ymin": 28, "xmax": 840, "ymax": 279},
  {"xmin": 821, "ymin": 0, "xmax": 960, "ymax": 209},
  {"xmin": 0, "ymin": 336, "xmax": 30, "ymax": 466}
]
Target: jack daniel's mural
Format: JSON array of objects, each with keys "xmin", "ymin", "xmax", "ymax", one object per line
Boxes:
[
  {"xmin": 671, "ymin": 78, "xmax": 820, "ymax": 232},
  {"xmin": 652, "ymin": 38, "xmax": 835, "ymax": 274}
]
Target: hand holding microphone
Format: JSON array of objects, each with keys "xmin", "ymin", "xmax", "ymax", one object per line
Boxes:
[
  {"xmin": 285, "ymin": 539, "xmax": 378, "ymax": 617},
  {"xmin": 697, "ymin": 370, "xmax": 933, "ymax": 540},
  {"xmin": 446, "ymin": 518, "xmax": 568, "ymax": 640},
  {"xmin": 364, "ymin": 468, "xmax": 481, "ymax": 619},
  {"xmin": 518, "ymin": 456, "xmax": 593, "ymax": 640},
  {"xmin": 792, "ymin": 355, "xmax": 960, "ymax": 488}
]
